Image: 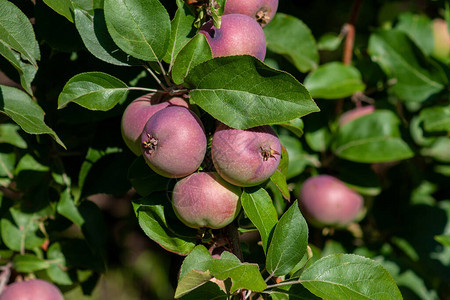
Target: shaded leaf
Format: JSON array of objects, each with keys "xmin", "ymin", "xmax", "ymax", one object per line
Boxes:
[
  {"xmin": 278, "ymin": 118, "xmax": 304, "ymax": 138},
  {"xmin": 0, "ymin": 86, "xmax": 65, "ymax": 148},
  {"xmin": 0, "ymin": 123, "xmax": 26, "ymax": 148},
  {"xmin": 127, "ymin": 156, "xmax": 170, "ymax": 197},
  {"xmin": 435, "ymin": 234, "xmax": 450, "ymax": 247},
  {"xmin": 134, "ymin": 195, "xmax": 197, "ymax": 256},
  {"xmin": 264, "ymin": 14, "xmax": 318, "ymax": 72},
  {"xmin": 43, "ymin": 0, "xmax": 73, "ymax": 22},
  {"xmin": 317, "ymin": 32, "xmax": 344, "ymax": 51},
  {"xmin": 46, "ymin": 242, "xmax": 73, "ymax": 285},
  {"xmin": 396, "ymin": 13, "xmax": 433, "ymax": 55},
  {"xmin": 175, "ymin": 270, "xmax": 212, "ymax": 298},
  {"xmin": 333, "ymin": 110, "xmax": 414, "ymax": 163},
  {"xmin": 0, "ymin": 40, "xmax": 37, "ymax": 95},
  {"xmin": 0, "ymin": 208, "xmax": 45, "ymax": 252},
  {"xmin": 419, "ymin": 105, "xmax": 450, "ymax": 133},
  {"xmin": 73, "ymin": 5, "xmax": 141, "ymax": 66},
  {"xmin": 304, "ymin": 62, "xmax": 365, "ymax": 99},
  {"xmin": 57, "ymin": 188, "xmax": 84, "ymax": 226},
  {"xmin": 368, "ymin": 30, "xmax": 445, "ymax": 102}
]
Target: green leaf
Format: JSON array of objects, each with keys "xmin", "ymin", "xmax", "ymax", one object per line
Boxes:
[
  {"xmin": 57, "ymin": 188, "xmax": 84, "ymax": 226},
  {"xmin": 435, "ymin": 234, "xmax": 450, "ymax": 246},
  {"xmin": 300, "ymin": 254, "xmax": 402, "ymax": 300},
  {"xmin": 175, "ymin": 270, "xmax": 213, "ymax": 298},
  {"xmin": 279, "ymin": 135, "xmax": 319, "ymax": 180},
  {"xmin": 264, "ymin": 13, "xmax": 319, "ymax": 72},
  {"xmin": 396, "ymin": 13, "xmax": 433, "ymax": 56},
  {"xmin": 179, "ymin": 245, "xmax": 267, "ymax": 293},
  {"xmin": 58, "ymin": 72, "xmax": 128, "ymax": 111},
  {"xmin": 179, "ymin": 245, "xmax": 213, "ymax": 280},
  {"xmin": 134, "ymin": 195, "xmax": 197, "ymax": 255},
  {"xmin": 185, "ymin": 56, "xmax": 319, "ymax": 129},
  {"xmin": 317, "ymin": 32, "xmax": 344, "ymax": 51},
  {"xmin": 172, "ymin": 34, "xmax": 213, "ymax": 85},
  {"xmin": 266, "ymin": 201, "xmax": 308, "ymax": 276},
  {"xmin": 0, "ymin": 85, "xmax": 65, "ymax": 148},
  {"xmin": 304, "ymin": 62, "xmax": 366, "ymax": 99},
  {"xmin": 104, "ymin": 0, "xmax": 171, "ymax": 61},
  {"xmin": 73, "ymin": 5, "xmax": 140, "ymax": 66},
  {"xmin": 0, "ymin": 208, "xmax": 45, "ymax": 252},
  {"xmin": 78, "ymin": 147, "xmax": 123, "ymax": 194},
  {"xmin": 79, "ymin": 200, "xmax": 107, "ymax": 263},
  {"xmin": 127, "ymin": 156, "xmax": 170, "ymax": 197},
  {"xmin": 333, "ymin": 110, "xmax": 414, "ymax": 163},
  {"xmin": 278, "ymin": 118, "xmax": 304, "ymax": 138},
  {"xmin": 368, "ymin": 30, "xmax": 445, "ymax": 102},
  {"xmin": 43, "ymin": 0, "xmax": 74, "ymax": 22},
  {"xmin": 163, "ymin": 3, "xmax": 196, "ymax": 63},
  {"xmin": 0, "ymin": 123, "xmax": 26, "ymax": 148},
  {"xmin": 0, "ymin": 0, "xmax": 40, "ymax": 66},
  {"xmin": 13, "ymin": 254, "xmax": 50, "ymax": 273},
  {"xmin": 265, "ymin": 284, "xmax": 321, "ymax": 300},
  {"xmin": 270, "ymin": 170, "xmax": 290, "ymax": 200},
  {"xmin": 419, "ymin": 105, "xmax": 450, "ymax": 133},
  {"xmin": 337, "ymin": 161, "xmax": 381, "ymax": 196},
  {"xmin": 180, "ymin": 282, "xmax": 228, "ymax": 300},
  {"xmin": 0, "ymin": 151, "xmax": 15, "ymax": 183},
  {"xmin": 241, "ymin": 187, "xmax": 278, "ymax": 253},
  {"xmin": 421, "ymin": 137, "xmax": 450, "ymax": 163},
  {"xmin": 46, "ymin": 242, "xmax": 73, "ymax": 285},
  {"xmin": 0, "ymin": 40, "xmax": 37, "ymax": 95}
]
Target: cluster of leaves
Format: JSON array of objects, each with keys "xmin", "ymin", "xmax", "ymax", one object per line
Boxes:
[{"xmin": 0, "ymin": 0, "xmax": 449, "ymax": 299}]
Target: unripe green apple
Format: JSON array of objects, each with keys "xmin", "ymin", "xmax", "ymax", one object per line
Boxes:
[
  {"xmin": 172, "ymin": 172, "xmax": 241, "ymax": 229},
  {"xmin": 0, "ymin": 279, "xmax": 64, "ymax": 300},
  {"xmin": 299, "ymin": 175, "xmax": 364, "ymax": 227}
]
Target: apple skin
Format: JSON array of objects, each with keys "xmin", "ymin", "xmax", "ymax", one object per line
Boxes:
[
  {"xmin": 121, "ymin": 93, "xmax": 188, "ymax": 156},
  {"xmin": 0, "ymin": 279, "xmax": 64, "ymax": 300},
  {"xmin": 432, "ymin": 18, "xmax": 450, "ymax": 62},
  {"xmin": 172, "ymin": 172, "xmax": 241, "ymax": 229},
  {"xmin": 211, "ymin": 124, "xmax": 281, "ymax": 187},
  {"xmin": 199, "ymin": 14, "xmax": 267, "ymax": 60},
  {"xmin": 224, "ymin": 0, "xmax": 278, "ymax": 27},
  {"xmin": 339, "ymin": 105, "xmax": 375, "ymax": 127},
  {"xmin": 299, "ymin": 175, "xmax": 363, "ymax": 227},
  {"xmin": 140, "ymin": 106, "xmax": 207, "ymax": 178}
]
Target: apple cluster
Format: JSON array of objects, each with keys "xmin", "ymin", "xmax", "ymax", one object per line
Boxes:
[{"xmin": 121, "ymin": 0, "xmax": 279, "ymax": 230}]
